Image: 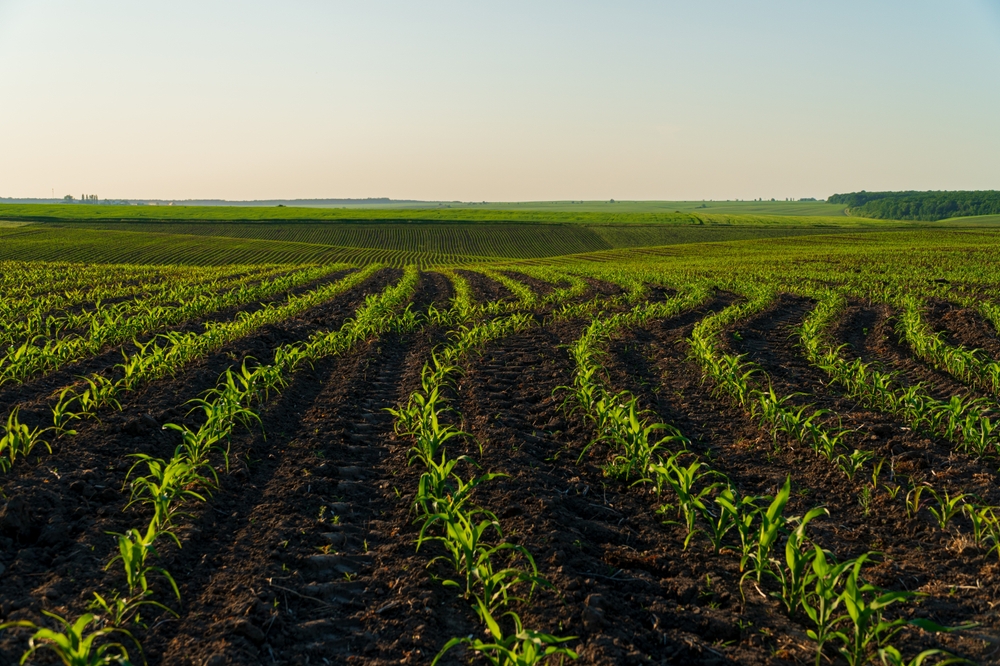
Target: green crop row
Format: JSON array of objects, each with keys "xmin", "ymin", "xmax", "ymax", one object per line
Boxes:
[
  {"xmin": 0, "ymin": 270, "xmax": 422, "ymax": 664},
  {"xmin": 0, "ymin": 265, "xmax": 380, "ymax": 475},
  {"xmin": 560, "ymin": 296, "xmax": 969, "ymax": 666},
  {"xmin": 799, "ymin": 290, "xmax": 1000, "ymax": 458},
  {"xmin": 0, "ymin": 264, "xmax": 290, "ymax": 355},
  {"xmin": 895, "ymin": 296, "xmax": 1000, "ymax": 397},
  {"xmin": 0, "ymin": 264, "xmax": 334, "ymax": 387},
  {"xmin": 389, "ymin": 294, "xmax": 577, "ymax": 665},
  {"xmin": 689, "ymin": 286, "xmax": 860, "ymax": 469}
]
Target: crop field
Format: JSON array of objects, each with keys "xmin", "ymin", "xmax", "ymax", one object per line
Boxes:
[
  {"xmin": 0, "ymin": 202, "xmax": 858, "ymax": 224},
  {"xmin": 0, "ymin": 223, "xmax": 903, "ymax": 268},
  {"xmin": 1, "ymin": 226, "xmax": 1000, "ymax": 666}
]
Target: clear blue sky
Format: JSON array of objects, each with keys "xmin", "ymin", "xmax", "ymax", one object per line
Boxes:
[{"xmin": 1, "ymin": 1, "xmax": 998, "ymax": 201}]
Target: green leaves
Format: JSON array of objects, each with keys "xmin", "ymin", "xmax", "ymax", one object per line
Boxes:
[
  {"xmin": 0, "ymin": 610, "xmax": 136, "ymax": 666},
  {"xmin": 388, "ymin": 302, "xmax": 570, "ymax": 664},
  {"xmin": 434, "ymin": 607, "xmax": 577, "ymax": 666},
  {"xmin": 650, "ymin": 451, "xmax": 721, "ymax": 549},
  {"xmin": 0, "ymin": 406, "xmax": 51, "ymax": 472},
  {"xmin": 801, "ymin": 288, "xmax": 1000, "ymax": 458}
]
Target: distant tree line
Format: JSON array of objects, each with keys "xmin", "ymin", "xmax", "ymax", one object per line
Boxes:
[{"xmin": 827, "ymin": 190, "xmax": 1000, "ymax": 221}]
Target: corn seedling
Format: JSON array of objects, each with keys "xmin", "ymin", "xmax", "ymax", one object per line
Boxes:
[
  {"xmin": 433, "ymin": 606, "xmax": 577, "ymax": 666},
  {"xmin": 714, "ymin": 487, "xmax": 762, "ymax": 563},
  {"xmin": 651, "ymin": 451, "xmax": 722, "ymax": 549},
  {"xmin": 742, "ymin": 476, "xmax": 792, "ymax": 583},
  {"xmin": 770, "ymin": 506, "xmax": 830, "ymax": 615},
  {"xmin": 0, "ymin": 610, "xmax": 136, "ymax": 666},
  {"xmin": 802, "ymin": 546, "xmax": 855, "ymax": 666},
  {"xmin": 837, "ymin": 449, "xmax": 875, "ymax": 481},
  {"xmin": 905, "ymin": 484, "xmax": 929, "ymax": 521},
  {"xmin": 829, "ymin": 554, "xmax": 950, "ymax": 666},
  {"xmin": 926, "ymin": 489, "xmax": 968, "ymax": 530},
  {"xmin": 0, "ymin": 407, "xmax": 51, "ymax": 472},
  {"xmin": 107, "ymin": 523, "xmax": 180, "ymax": 606}
]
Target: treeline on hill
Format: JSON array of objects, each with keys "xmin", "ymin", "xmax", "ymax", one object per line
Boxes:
[{"xmin": 829, "ymin": 190, "xmax": 1000, "ymax": 221}]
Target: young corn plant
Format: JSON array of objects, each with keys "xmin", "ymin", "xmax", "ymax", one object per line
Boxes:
[
  {"xmin": 713, "ymin": 486, "xmax": 762, "ymax": 562},
  {"xmin": 769, "ymin": 506, "xmax": 830, "ymax": 615},
  {"xmin": 0, "ymin": 407, "xmax": 51, "ymax": 473},
  {"xmin": 651, "ymin": 451, "xmax": 722, "ymax": 549},
  {"xmin": 0, "ymin": 610, "xmax": 136, "ymax": 666},
  {"xmin": 905, "ymin": 484, "xmax": 929, "ymax": 521},
  {"xmin": 829, "ymin": 554, "xmax": 951, "ymax": 666},
  {"xmin": 125, "ymin": 453, "xmax": 213, "ymax": 531},
  {"xmin": 51, "ymin": 387, "xmax": 84, "ymax": 437},
  {"xmin": 108, "ymin": 523, "xmax": 180, "ymax": 601},
  {"xmin": 801, "ymin": 546, "xmax": 856, "ymax": 665},
  {"xmin": 434, "ymin": 606, "xmax": 577, "ymax": 666},
  {"xmin": 926, "ymin": 489, "xmax": 968, "ymax": 530},
  {"xmin": 742, "ymin": 476, "xmax": 792, "ymax": 583},
  {"xmin": 606, "ymin": 397, "xmax": 686, "ymax": 482},
  {"xmin": 962, "ymin": 503, "xmax": 1000, "ymax": 558},
  {"xmin": 836, "ymin": 449, "xmax": 876, "ymax": 481}
]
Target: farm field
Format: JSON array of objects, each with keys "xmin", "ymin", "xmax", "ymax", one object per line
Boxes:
[
  {"xmin": 0, "ymin": 201, "xmax": 858, "ymax": 223},
  {"xmin": 0, "ymin": 223, "xmax": 911, "ymax": 267},
  {"xmin": 1, "ymin": 226, "xmax": 1000, "ymax": 666},
  {"xmin": 0, "ymin": 202, "xmax": 895, "ymax": 226},
  {"xmin": 0, "ymin": 199, "xmax": 851, "ymax": 216}
]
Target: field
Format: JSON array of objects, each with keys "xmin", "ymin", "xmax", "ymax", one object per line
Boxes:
[
  {"xmin": 0, "ymin": 223, "xmax": 911, "ymax": 267},
  {"xmin": 0, "ymin": 201, "xmax": 856, "ymax": 222},
  {"xmin": 1, "ymin": 221, "xmax": 1000, "ymax": 666}
]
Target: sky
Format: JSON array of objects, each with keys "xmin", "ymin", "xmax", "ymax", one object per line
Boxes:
[{"xmin": 0, "ymin": 1, "xmax": 998, "ymax": 202}]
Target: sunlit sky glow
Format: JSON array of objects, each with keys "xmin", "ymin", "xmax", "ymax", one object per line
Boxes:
[{"xmin": 1, "ymin": 1, "xmax": 998, "ymax": 201}]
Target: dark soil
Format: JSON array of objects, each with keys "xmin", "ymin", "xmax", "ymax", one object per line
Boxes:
[
  {"xmin": 454, "ymin": 270, "xmax": 514, "ymax": 304},
  {"xmin": 498, "ymin": 271, "xmax": 557, "ymax": 297},
  {"xmin": 0, "ymin": 267, "xmax": 364, "ymax": 421},
  {"xmin": 581, "ymin": 278, "xmax": 624, "ymax": 298},
  {"xmin": 0, "ymin": 269, "xmax": 407, "ymax": 664},
  {"xmin": 925, "ymin": 298, "xmax": 1000, "ymax": 359},
  {"xmin": 834, "ymin": 301, "xmax": 993, "ymax": 404},
  {"xmin": 2, "ymin": 282, "xmax": 997, "ymax": 665}
]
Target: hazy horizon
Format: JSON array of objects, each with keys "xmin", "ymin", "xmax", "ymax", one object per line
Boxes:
[{"xmin": 1, "ymin": 1, "xmax": 998, "ymax": 202}]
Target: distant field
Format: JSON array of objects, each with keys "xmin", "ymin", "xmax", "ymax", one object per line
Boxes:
[
  {"xmin": 393, "ymin": 199, "xmax": 851, "ymax": 216},
  {"xmin": 934, "ymin": 214, "xmax": 1000, "ymax": 226},
  {"xmin": 0, "ymin": 199, "xmax": 850, "ymax": 218},
  {"xmin": 0, "ymin": 226, "xmax": 451, "ymax": 267},
  {"xmin": 0, "ymin": 222, "xmax": 903, "ymax": 266},
  {"xmin": 0, "ymin": 202, "xmax": 881, "ymax": 225}
]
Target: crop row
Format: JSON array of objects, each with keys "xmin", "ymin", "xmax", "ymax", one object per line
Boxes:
[
  {"xmin": 0, "ymin": 226, "xmax": 502, "ymax": 268},
  {"xmin": 389, "ymin": 289, "xmax": 579, "ymax": 664},
  {"xmin": 895, "ymin": 296, "xmax": 1000, "ymax": 398},
  {"xmin": 0, "ymin": 265, "xmax": 383, "ymax": 475},
  {"xmin": 0, "ymin": 264, "xmax": 336, "ymax": 387},
  {"xmin": 0, "ymin": 263, "xmax": 264, "ymax": 337},
  {"xmin": 689, "ymin": 286, "xmax": 859, "ymax": 469},
  {"xmin": 560, "ymin": 294, "xmax": 965, "ymax": 666},
  {"xmin": 0, "ymin": 268, "xmax": 422, "ymax": 664},
  {"xmin": 0, "ymin": 264, "xmax": 289, "ymax": 355},
  {"xmin": 799, "ymin": 290, "xmax": 1000, "ymax": 458}
]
